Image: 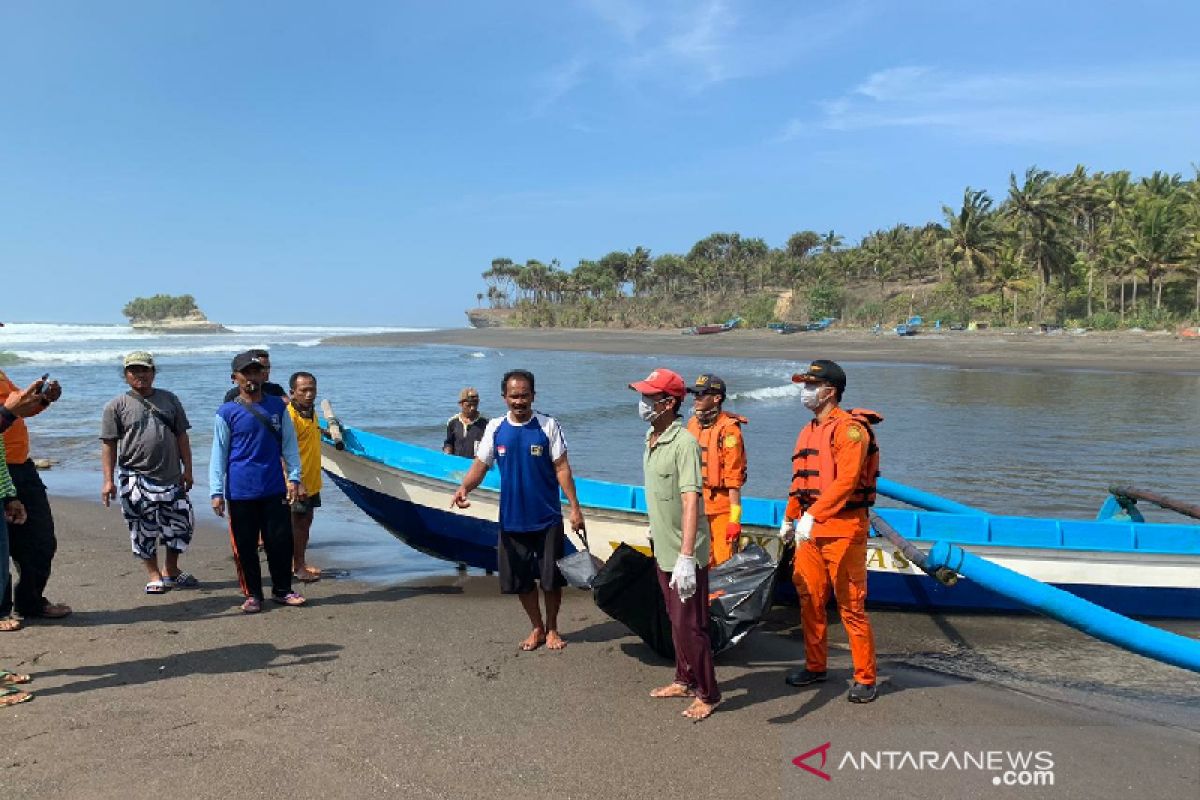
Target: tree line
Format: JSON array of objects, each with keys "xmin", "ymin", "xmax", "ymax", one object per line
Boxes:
[
  {"xmin": 122, "ymin": 294, "xmax": 200, "ymax": 323},
  {"xmin": 479, "ymin": 166, "xmax": 1200, "ymax": 329}
]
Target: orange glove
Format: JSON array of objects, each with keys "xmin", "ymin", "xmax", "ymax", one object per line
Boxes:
[{"xmin": 725, "ymin": 504, "xmax": 743, "ymax": 543}]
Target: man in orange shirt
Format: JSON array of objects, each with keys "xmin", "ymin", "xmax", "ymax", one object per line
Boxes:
[
  {"xmin": 684, "ymin": 374, "xmax": 747, "ymax": 566},
  {"xmin": 781, "ymin": 360, "xmax": 881, "ymax": 703},
  {"xmin": 0, "ymin": 369, "xmax": 71, "ymax": 626}
]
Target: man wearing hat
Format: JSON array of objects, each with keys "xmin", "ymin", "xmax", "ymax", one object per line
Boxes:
[
  {"xmin": 630, "ymin": 368, "xmax": 720, "ymax": 721},
  {"xmin": 782, "ymin": 359, "xmax": 882, "ymax": 703},
  {"xmin": 685, "ymin": 374, "xmax": 748, "ymax": 566},
  {"xmin": 209, "ymin": 351, "xmax": 306, "ymax": 613},
  {"xmin": 100, "ymin": 352, "xmax": 198, "ymax": 594},
  {"xmin": 443, "ymin": 387, "xmax": 488, "ymax": 458}
]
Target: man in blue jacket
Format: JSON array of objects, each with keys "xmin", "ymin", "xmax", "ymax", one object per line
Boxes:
[{"xmin": 210, "ymin": 352, "xmax": 306, "ymax": 614}]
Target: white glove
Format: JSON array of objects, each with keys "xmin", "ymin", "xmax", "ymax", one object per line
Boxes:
[
  {"xmin": 796, "ymin": 512, "xmax": 815, "ymax": 542},
  {"xmin": 780, "ymin": 518, "xmax": 795, "ymax": 542},
  {"xmin": 669, "ymin": 554, "xmax": 697, "ymax": 602}
]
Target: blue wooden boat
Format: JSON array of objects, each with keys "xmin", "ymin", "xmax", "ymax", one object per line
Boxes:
[{"xmin": 320, "ymin": 425, "xmax": 1200, "ymax": 619}]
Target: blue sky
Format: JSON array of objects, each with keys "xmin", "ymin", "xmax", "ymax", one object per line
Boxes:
[{"xmin": 3, "ymin": 1, "xmax": 1198, "ymax": 327}]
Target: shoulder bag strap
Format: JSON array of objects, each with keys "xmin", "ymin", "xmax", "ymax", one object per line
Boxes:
[
  {"xmin": 127, "ymin": 390, "xmax": 179, "ymax": 435},
  {"xmin": 235, "ymin": 397, "xmax": 283, "ymax": 446}
]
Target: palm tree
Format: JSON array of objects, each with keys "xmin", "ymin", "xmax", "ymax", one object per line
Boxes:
[
  {"xmin": 1006, "ymin": 168, "xmax": 1071, "ymax": 323},
  {"xmin": 943, "ymin": 189, "xmax": 1003, "ymax": 300}
]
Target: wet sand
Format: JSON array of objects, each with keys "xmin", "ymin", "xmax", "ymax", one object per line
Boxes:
[
  {"xmin": 324, "ymin": 327, "xmax": 1200, "ymax": 375},
  {"xmin": 2, "ymin": 497, "xmax": 1198, "ymax": 798}
]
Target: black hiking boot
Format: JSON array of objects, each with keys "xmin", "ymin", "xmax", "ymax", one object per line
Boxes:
[
  {"xmin": 784, "ymin": 668, "xmax": 827, "ymax": 687},
  {"xmin": 847, "ymin": 682, "xmax": 877, "ymax": 703}
]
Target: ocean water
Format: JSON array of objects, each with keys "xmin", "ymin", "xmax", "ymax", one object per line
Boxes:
[{"xmin": 4, "ymin": 322, "xmax": 1200, "ymax": 711}]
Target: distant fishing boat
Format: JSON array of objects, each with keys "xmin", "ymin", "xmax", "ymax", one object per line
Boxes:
[
  {"xmin": 320, "ymin": 422, "xmax": 1200, "ymax": 619},
  {"xmin": 682, "ymin": 316, "xmax": 741, "ymax": 335}
]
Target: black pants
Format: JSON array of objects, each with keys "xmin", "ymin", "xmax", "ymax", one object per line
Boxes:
[
  {"xmin": 2, "ymin": 460, "xmax": 57, "ymax": 617},
  {"xmin": 228, "ymin": 496, "xmax": 294, "ymax": 601}
]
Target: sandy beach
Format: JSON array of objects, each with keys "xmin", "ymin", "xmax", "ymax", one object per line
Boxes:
[
  {"xmin": 0, "ymin": 496, "xmax": 1196, "ymax": 798},
  {"xmin": 322, "ymin": 327, "xmax": 1200, "ymax": 376}
]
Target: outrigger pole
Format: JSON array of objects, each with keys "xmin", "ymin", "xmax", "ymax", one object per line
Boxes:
[
  {"xmin": 926, "ymin": 541, "xmax": 1200, "ymax": 674},
  {"xmin": 1108, "ymin": 485, "xmax": 1200, "ymax": 523}
]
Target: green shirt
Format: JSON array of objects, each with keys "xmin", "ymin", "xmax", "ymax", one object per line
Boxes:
[
  {"xmin": 643, "ymin": 418, "xmax": 709, "ymax": 571},
  {"xmin": 0, "ymin": 435, "xmax": 14, "ymax": 500}
]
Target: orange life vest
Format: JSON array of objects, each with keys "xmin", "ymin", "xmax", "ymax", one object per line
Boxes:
[
  {"xmin": 788, "ymin": 407, "xmax": 882, "ymax": 515},
  {"xmin": 687, "ymin": 411, "xmax": 748, "ymax": 491}
]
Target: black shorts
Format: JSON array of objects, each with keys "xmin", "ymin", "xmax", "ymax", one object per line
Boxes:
[
  {"xmin": 290, "ymin": 491, "xmax": 322, "ymax": 514},
  {"xmin": 498, "ymin": 520, "xmax": 566, "ymax": 594}
]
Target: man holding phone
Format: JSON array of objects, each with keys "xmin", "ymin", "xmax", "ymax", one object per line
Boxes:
[{"xmin": 0, "ymin": 369, "xmax": 71, "ymax": 626}]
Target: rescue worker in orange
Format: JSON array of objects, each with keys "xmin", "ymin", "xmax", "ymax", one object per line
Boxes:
[
  {"xmin": 684, "ymin": 374, "xmax": 747, "ymax": 566},
  {"xmin": 782, "ymin": 359, "xmax": 881, "ymax": 703}
]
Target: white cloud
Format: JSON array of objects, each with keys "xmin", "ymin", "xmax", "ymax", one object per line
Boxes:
[
  {"xmin": 582, "ymin": 0, "xmax": 873, "ymax": 92},
  {"xmin": 579, "ymin": 0, "xmax": 652, "ymax": 43},
  {"xmin": 531, "ymin": 56, "xmax": 589, "ymax": 116},
  {"xmin": 778, "ymin": 62, "xmax": 1200, "ymax": 144}
]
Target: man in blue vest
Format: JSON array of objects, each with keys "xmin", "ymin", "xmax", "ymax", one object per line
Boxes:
[
  {"xmin": 452, "ymin": 369, "xmax": 585, "ymax": 651},
  {"xmin": 209, "ymin": 352, "xmax": 306, "ymax": 614}
]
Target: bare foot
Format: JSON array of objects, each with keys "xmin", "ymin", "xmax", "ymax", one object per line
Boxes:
[
  {"xmin": 650, "ymin": 683, "xmax": 694, "ymax": 699},
  {"xmin": 682, "ymin": 698, "xmax": 718, "ymax": 721},
  {"xmin": 545, "ymin": 630, "xmax": 567, "ymax": 650},
  {"xmin": 519, "ymin": 629, "xmax": 546, "ymax": 651}
]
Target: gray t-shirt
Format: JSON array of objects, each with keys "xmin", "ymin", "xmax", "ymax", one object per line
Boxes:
[{"xmin": 100, "ymin": 389, "xmax": 191, "ymax": 485}]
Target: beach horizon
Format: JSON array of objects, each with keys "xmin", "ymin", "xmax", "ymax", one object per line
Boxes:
[{"xmin": 323, "ymin": 326, "xmax": 1200, "ymax": 376}]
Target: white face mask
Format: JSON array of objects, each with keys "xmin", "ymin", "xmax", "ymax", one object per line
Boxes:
[
  {"xmin": 799, "ymin": 385, "xmax": 827, "ymax": 410},
  {"xmin": 639, "ymin": 398, "xmax": 659, "ymax": 422}
]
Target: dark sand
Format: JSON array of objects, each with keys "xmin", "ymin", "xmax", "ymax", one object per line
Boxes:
[
  {"xmin": 2, "ymin": 497, "xmax": 1198, "ymax": 798},
  {"xmin": 325, "ymin": 327, "xmax": 1200, "ymax": 375}
]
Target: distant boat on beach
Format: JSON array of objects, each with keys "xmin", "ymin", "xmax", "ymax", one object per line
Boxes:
[{"xmin": 319, "ymin": 421, "xmax": 1200, "ymax": 619}]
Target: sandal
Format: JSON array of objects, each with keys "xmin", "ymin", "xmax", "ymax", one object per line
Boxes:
[
  {"xmin": 38, "ymin": 602, "xmax": 72, "ymax": 618},
  {"xmin": 650, "ymin": 683, "xmax": 695, "ymax": 699},
  {"xmin": 682, "ymin": 699, "xmax": 720, "ymax": 721},
  {"xmin": 163, "ymin": 572, "xmax": 199, "ymax": 589},
  {"xmin": 240, "ymin": 597, "xmax": 262, "ymax": 614},
  {"xmin": 145, "ymin": 580, "xmax": 168, "ymax": 595},
  {"xmin": 0, "ymin": 670, "xmax": 31, "ymax": 686},
  {"xmin": 0, "ymin": 686, "xmax": 33, "ymax": 707},
  {"xmin": 272, "ymin": 592, "xmax": 306, "ymax": 607},
  {"xmin": 293, "ymin": 570, "xmax": 321, "ymax": 584},
  {"xmin": 0, "ymin": 618, "xmax": 21, "ymax": 632}
]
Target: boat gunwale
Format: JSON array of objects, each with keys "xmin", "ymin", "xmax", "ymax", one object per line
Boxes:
[{"xmin": 321, "ymin": 430, "xmax": 1200, "ymax": 560}]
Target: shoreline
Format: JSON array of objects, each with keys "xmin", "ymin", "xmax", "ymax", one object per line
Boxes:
[
  {"xmin": 2, "ymin": 496, "xmax": 1197, "ymax": 797},
  {"xmin": 322, "ymin": 327, "xmax": 1200, "ymax": 375}
]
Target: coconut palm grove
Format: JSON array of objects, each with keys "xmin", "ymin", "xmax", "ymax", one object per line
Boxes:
[{"xmin": 480, "ymin": 166, "xmax": 1200, "ymax": 331}]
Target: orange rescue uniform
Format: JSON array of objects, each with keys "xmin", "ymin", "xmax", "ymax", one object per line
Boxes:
[
  {"xmin": 686, "ymin": 411, "xmax": 747, "ymax": 566},
  {"xmin": 786, "ymin": 405, "xmax": 882, "ymax": 686}
]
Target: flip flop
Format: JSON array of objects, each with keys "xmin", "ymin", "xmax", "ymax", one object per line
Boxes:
[
  {"xmin": 293, "ymin": 571, "xmax": 321, "ymax": 583},
  {"xmin": 0, "ymin": 670, "xmax": 31, "ymax": 686},
  {"xmin": 145, "ymin": 580, "xmax": 168, "ymax": 594},
  {"xmin": 682, "ymin": 699, "xmax": 720, "ymax": 721},
  {"xmin": 0, "ymin": 618, "xmax": 21, "ymax": 633},
  {"xmin": 272, "ymin": 592, "xmax": 306, "ymax": 607},
  {"xmin": 0, "ymin": 686, "xmax": 33, "ymax": 707},
  {"xmin": 163, "ymin": 573, "xmax": 199, "ymax": 589},
  {"xmin": 650, "ymin": 683, "xmax": 695, "ymax": 699}
]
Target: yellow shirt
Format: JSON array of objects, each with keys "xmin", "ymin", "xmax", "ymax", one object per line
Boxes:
[{"xmin": 286, "ymin": 403, "xmax": 323, "ymax": 494}]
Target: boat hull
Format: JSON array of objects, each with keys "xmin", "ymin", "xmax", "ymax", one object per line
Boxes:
[{"xmin": 322, "ymin": 439, "xmax": 1200, "ymax": 618}]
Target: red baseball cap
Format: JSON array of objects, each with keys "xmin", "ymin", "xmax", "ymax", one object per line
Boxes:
[{"xmin": 629, "ymin": 368, "xmax": 686, "ymax": 398}]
